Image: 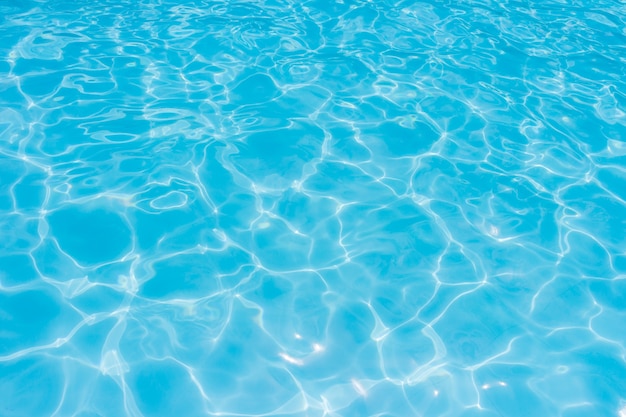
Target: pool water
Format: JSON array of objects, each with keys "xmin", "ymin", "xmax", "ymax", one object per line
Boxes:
[{"xmin": 1, "ymin": 0, "xmax": 626, "ymax": 416}]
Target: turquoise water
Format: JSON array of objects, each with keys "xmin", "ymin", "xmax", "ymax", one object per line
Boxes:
[{"xmin": 1, "ymin": 0, "xmax": 626, "ymax": 416}]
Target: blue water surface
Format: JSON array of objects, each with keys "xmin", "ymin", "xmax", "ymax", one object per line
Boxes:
[{"xmin": 1, "ymin": 0, "xmax": 626, "ymax": 416}]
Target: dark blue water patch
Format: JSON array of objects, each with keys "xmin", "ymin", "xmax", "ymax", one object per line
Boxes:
[
  {"xmin": 70, "ymin": 286, "xmax": 126, "ymax": 315},
  {"xmin": 0, "ymin": 253, "xmax": 39, "ymax": 286},
  {"xmin": 570, "ymin": 346, "xmax": 626, "ymax": 406},
  {"xmin": 230, "ymin": 121, "xmax": 324, "ymax": 185},
  {"xmin": 0, "ymin": 87, "xmax": 28, "ymax": 114},
  {"xmin": 0, "ymin": 357, "xmax": 64, "ymax": 417},
  {"xmin": 67, "ymin": 318, "xmax": 118, "ymax": 364},
  {"xmin": 251, "ymin": 273, "xmax": 294, "ymax": 300},
  {"xmin": 18, "ymin": 70, "xmax": 66, "ymax": 97},
  {"xmin": 230, "ymin": 73, "xmax": 280, "ymax": 106},
  {"xmin": 0, "ymin": 288, "xmax": 82, "ymax": 356},
  {"xmin": 47, "ymin": 205, "xmax": 132, "ymax": 266},
  {"xmin": 329, "ymin": 302, "xmax": 374, "ymax": 345},
  {"xmin": 140, "ymin": 253, "xmax": 222, "ymax": 299},
  {"xmin": 589, "ymin": 279, "xmax": 626, "ymax": 311},
  {"xmin": 129, "ymin": 359, "xmax": 207, "ymax": 417},
  {"xmin": 12, "ymin": 171, "xmax": 47, "ymax": 211}
]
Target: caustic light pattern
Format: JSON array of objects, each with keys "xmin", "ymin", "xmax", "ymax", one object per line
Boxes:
[{"xmin": 0, "ymin": 0, "xmax": 626, "ymax": 416}]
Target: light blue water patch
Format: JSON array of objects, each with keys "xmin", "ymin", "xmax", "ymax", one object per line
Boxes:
[{"xmin": 1, "ymin": 0, "xmax": 626, "ymax": 416}]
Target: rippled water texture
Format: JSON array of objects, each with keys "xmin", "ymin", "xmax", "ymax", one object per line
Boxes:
[{"xmin": 1, "ymin": 0, "xmax": 626, "ymax": 416}]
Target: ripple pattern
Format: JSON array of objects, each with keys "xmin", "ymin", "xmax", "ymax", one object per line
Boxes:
[{"xmin": 1, "ymin": 1, "xmax": 626, "ymax": 416}]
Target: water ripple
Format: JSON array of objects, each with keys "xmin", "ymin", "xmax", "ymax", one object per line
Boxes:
[{"xmin": 1, "ymin": 0, "xmax": 625, "ymax": 416}]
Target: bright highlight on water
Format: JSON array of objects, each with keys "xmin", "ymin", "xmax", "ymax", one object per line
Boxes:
[{"xmin": 1, "ymin": 0, "xmax": 625, "ymax": 416}]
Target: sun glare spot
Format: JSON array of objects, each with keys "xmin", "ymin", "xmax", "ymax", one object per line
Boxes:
[
  {"xmin": 351, "ymin": 379, "xmax": 367, "ymax": 396},
  {"xmin": 279, "ymin": 352, "xmax": 303, "ymax": 365}
]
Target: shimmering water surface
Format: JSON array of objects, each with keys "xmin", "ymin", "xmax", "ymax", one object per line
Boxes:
[{"xmin": 1, "ymin": 0, "xmax": 626, "ymax": 416}]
